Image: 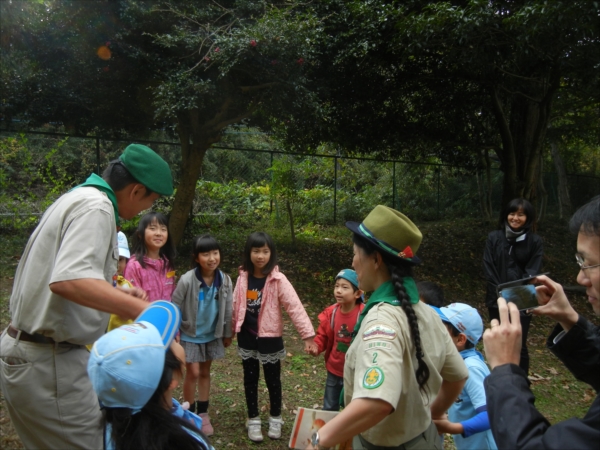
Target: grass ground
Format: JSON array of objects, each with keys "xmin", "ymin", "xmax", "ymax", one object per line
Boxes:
[{"xmin": 1, "ymin": 216, "xmax": 597, "ymax": 449}]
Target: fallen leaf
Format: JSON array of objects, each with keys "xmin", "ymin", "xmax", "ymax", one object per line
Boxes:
[
  {"xmin": 548, "ymin": 367, "xmax": 558, "ymax": 376},
  {"xmin": 287, "ymin": 352, "xmax": 293, "ymax": 357},
  {"xmin": 225, "ymin": 388, "xmax": 233, "ymax": 392},
  {"xmin": 230, "ymin": 403, "xmax": 237, "ymax": 408}
]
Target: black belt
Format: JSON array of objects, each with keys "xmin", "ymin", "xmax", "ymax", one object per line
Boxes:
[{"xmin": 7, "ymin": 326, "xmax": 79, "ymax": 347}]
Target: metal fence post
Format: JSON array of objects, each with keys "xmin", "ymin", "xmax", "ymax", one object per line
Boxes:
[
  {"xmin": 437, "ymin": 167, "xmax": 441, "ymax": 219},
  {"xmin": 393, "ymin": 161, "xmax": 396, "ymax": 209},
  {"xmin": 269, "ymin": 151, "xmax": 273, "ymax": 215},
  {"xmin": 334, "ymin": 155, "xmax": 338, "ymax": 224},
  {"xmin": 96, "ymin": 136, "xmax": 100, "ymax": 175}
]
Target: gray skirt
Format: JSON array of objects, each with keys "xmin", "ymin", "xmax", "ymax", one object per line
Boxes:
[{"xmin": 182, "ymin": 338, "xmax": 225, "ymax": 363}]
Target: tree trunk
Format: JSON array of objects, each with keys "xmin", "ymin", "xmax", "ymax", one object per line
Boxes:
[
  {"xmin": 169, "ymin": 140, "xmax": 208, "ymax": 247},
  {"xmin": 536, "ymin": 156, "xmax": 548, "ymax": 224},
  {"xmin": 476, "ymin": 149, "xmax": 492, "ymax": 221},
  {"xmin": 490, "ymin": 70, "xmax": 559, "ymax": 219},
  {"xmin": 168, "ymin": 96, "xmax": 256, "ymax": 247},
  {"xmin": 550, "ymin": 140, "xmax": 571, "ymax": 218}
]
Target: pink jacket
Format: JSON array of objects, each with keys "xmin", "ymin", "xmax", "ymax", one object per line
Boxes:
[
  {"xmin": 124, "ymin": 255, "xmax": 176, "ymax": 302},
  {"xmin": 233, "ymin": 266, "xmax": 315, "ymax": 340}
]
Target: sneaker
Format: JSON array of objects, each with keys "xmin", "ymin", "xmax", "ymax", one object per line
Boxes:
[
  {"xmin": 199, "ymin": 413, "xmax": 214, "ymax": 436},
  {"xmin": 267, "ymin": 416, "xmax": 284, "ymax": 440},
  {"xmin": 246, "ymin": 417, "xmax": 263, "ymax": 442}
]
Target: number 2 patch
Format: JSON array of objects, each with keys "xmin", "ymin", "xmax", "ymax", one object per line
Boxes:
[{"xmin": 362, "ymin": 367, "xmax": 385, "ymax": 389}]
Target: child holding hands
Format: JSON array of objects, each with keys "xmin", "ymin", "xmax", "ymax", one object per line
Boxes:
[
  {"xmin": 309, "ymin": 269, "xmax": 364, "ymax": 411},
  {"xmin": 233, "ymin": 232, "xmax": 316, "ymax": 442},
  {"xmin": 172, "ymin": 235, "xmax": 233, "ymax": 436}
]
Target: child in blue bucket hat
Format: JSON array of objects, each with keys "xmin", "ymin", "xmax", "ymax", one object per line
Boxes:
[
  {"xmin": 88, "ymin": 301, "xmax": 213, "ymax": 450},
  {"xmin": 430, "ymin": 303, "xmax": 498, "ymax": 450}
]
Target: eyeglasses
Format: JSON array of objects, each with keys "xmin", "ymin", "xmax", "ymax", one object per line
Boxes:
[{"xmin": 575, "ymin": 254, "xmax": 600, "ymax": 271}]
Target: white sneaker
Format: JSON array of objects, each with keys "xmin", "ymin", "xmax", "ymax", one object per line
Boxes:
[
  {"xmin": 268, "ymin": 415, "xmax": 284, "ymax": 439},
  {"xmin": 246, "ymin": 417, "xmax": 263, "ymax": 442}
]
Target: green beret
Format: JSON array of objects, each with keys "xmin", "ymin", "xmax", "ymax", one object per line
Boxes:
[{"xmin": 119, "ymin": 144, "xmax": 174, "ymax": 196}]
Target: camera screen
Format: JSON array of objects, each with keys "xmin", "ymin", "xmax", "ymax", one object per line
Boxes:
[{"xmin": 500, "ymin": 285, "xmax": 538, "ymax": 311}]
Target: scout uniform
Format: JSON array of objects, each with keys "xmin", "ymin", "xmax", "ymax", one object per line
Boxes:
[
  {"xmin": 344, "ymin": 283, "xmax": 467, "ymax": 448},
  {"xmin": 0, "ymin": 144, "xmax": 173, "ymax": 449},
  {"xmin": 309, "ymin": 205, "xmax": 469, "ymax": 450}
]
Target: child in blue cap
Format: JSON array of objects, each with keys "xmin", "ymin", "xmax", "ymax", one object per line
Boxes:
[
  {"xmin": 309, "ymin": 269, "xmax": 364, "ymax": 411},
  {"xmin": 431, "ymin": 303, "xmax": 498, "ymax": 450},
  {"xmin": 88, "ymin": 301, "xmax": 213, "ymax": 450}
]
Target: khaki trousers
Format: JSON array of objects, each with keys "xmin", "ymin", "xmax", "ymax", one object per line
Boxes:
[
  {"xmin": 352, "ymin": 422, "xmax": 442, "ymax": 450},
  {"xmin": 0, "ymin": 330, "xmax": 103, "ymax": 449}
]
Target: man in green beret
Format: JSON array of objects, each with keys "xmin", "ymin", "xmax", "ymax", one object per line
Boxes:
[{"xmin": 0, "ymin": 144, "xmax": 173, "ymax": 449}]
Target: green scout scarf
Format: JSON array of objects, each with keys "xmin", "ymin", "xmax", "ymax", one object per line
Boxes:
[
  {"xmin": 339, "ymin": 277, "xmax": 419, "ymax": 407},
  {"xmin": 71, "ymin": 173, "xmax": 120, "ymax": 227},
  {"xmin": 350, "ymin": 278, "xmax": 419, "ymax": 341}
]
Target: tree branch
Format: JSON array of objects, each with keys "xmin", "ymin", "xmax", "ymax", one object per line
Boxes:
[{"xmin": 239, "ymin": 82, "xmax": 279, "ymax": 92}]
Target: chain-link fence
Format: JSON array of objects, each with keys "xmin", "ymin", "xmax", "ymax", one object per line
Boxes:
[{"xmin": 1, "ymin": 130, "xmax": 599, "ymax": 230}]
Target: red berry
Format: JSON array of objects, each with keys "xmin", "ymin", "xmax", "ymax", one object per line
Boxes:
[
  {"xmin": 296, "ymin": 58, "xmax": 304, "ymax": 65},
  {"xmin": 250, "ymin": 39, "xmax": 257, "ymax": 47},
  {"xmin": 214, "ymin": 47, "xmax": 220, "ymax": 52}
]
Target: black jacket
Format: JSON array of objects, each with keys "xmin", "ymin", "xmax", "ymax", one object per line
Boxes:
[
  {"xmin": 485, "ymin": 316, "xmax": 600, "ymax": 449},
  {"xmin": 483, "ymin": 229, "xmax": 544, "ymax": 307}
]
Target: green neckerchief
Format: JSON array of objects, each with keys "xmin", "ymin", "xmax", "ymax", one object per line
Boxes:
[
  {"xmin": 340, "ymin": 277, "xmax": 419, "ymax": 408},
  {"xmin": 350, "ymin": 278, "xmax": 419, "ymax": 342},
  {"xmin": 71, "ymin": 173, "xmax": 120, "ymax": 227}
]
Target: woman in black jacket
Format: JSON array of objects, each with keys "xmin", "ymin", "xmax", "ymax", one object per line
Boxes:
[{"xmin": 483, "ymin": 198, "xmax": 543, "ymax": 374}]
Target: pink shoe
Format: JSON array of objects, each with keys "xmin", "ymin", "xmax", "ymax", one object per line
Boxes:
[{"xmin": 199, "ymin": 412, "xmax": 214, "ymax": 436}]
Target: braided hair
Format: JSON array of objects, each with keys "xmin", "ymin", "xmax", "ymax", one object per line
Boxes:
[{"xmin": 353, "ymin": 234, "xmax": 431, "ymax": 395}]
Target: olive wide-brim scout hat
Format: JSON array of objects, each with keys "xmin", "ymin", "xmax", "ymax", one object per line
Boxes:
[
  {"xmin": 346, "ymin": 205, "xmax": 423, "ymax": 265},
  {"xmin": 119, "ymin": 144, "xmax": 174, "ymax": 196}
]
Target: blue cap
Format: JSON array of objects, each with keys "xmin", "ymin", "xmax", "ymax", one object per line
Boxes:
[
  {"xmin": 432, "ymin": 303, "xmax": 483, "ymax": 345},
  {"xmin": 335, "ymin": 269, "xmax": 359, "ymax": 289},
  {"xmin": 88, "ymin": 301, "xmax": 181, "ymax": 413}
]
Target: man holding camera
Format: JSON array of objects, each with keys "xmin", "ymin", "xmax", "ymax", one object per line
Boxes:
[{"xmin": 483, "ymin": 196, "xmax": 600, "ymax": 448}]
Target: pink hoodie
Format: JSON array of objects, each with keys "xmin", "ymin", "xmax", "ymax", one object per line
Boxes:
[
  {"xmin": 233, "ymin": 266, "xmax": 315, "ymax": 340},
  {"xmin": 124, "ymin": 255, "xmax": 175, "ymax": 302}
]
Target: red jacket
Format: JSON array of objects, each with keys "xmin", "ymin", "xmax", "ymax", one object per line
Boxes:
[{"xmin": 314, "ymin": 303, "xmax": 364, "ymax": 377}]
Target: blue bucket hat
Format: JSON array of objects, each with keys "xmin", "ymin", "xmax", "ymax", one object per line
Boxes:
[{"xmin": 88, "ymin": 301, "xmax": 181, "ymax": 413}]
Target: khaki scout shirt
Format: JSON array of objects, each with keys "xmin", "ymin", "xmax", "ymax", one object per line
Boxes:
[
  {"xmin": 10, "ymin": 187, "xmax": 116, "ymax": 345},
  {"xmin": 344, "ymin": 301, "xmax": 468, "ymax": 447}
]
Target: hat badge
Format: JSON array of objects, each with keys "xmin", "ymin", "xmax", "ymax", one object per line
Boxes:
[{"xmin": 398, "ymin": 246, "xmax": 414, "ymax": 259}]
